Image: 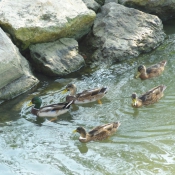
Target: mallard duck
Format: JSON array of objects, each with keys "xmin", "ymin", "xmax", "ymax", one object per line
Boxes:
[
  {"xmin": 136, "ymin": 60, "xmax": 167, "ymax": 80},
  {"xmin": 73, "ymin": 122, "xmax": 121, "ymax": 143},
  {"xmin": 131, "ymin": 85, "xmax": 166, "ymax": 108},
  {"xmin": 28, "ymin": 97, "xmax": 73, "ymax": 117},
  {"xmin": 62, "ymin": 83, "xmax": 108, "ymax": 104}
]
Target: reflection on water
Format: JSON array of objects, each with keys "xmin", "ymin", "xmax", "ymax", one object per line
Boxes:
[
  {"xmin": 76, "ymin": 142, "xmax": 89, "ymax": 154},
  {"xmin": 1, "ymin": 37, "xmax": 175, "ymax": 174}
]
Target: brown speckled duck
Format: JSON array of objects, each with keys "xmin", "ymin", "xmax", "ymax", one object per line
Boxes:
[
  {"xmin": 73, "ymin": 122, "xmax": 121, "ymax": 143},
  {"xmin": 136, "ymin": 60, "xmax": 167, "ymax": 80},
  {"xmin": 63, "ymin": 83, "xmax": 108, "ymax": 104},
  {"xmin": 131, "ymin": 85, "xmax": 166, "ymax": 108}
]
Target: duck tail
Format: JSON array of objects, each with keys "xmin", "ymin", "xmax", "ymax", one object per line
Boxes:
[
  {"xmin": 100, "ymin": 87, "xmax": 108, "ymax": 94},
  {"xmin": 161, "ymin": 60, "xmax": 167, "ymax": 66},
  {"xmin": 64, "ymin": 100, "xmax": 74, "ymax": 109},
  {"xmin": 113, "ymin": 121, "xmax": 121, "ymax": 128},
  {"xmin": 161, "ymin": 85, "xmax": 167, "ymax": 92}
]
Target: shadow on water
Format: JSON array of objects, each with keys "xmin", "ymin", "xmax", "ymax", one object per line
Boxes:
[{"xmin": 163, "ymin": 18, "xmax": 175, "ymax": 34}]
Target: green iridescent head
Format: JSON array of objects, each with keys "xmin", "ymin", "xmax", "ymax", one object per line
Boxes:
[{"xmin": 28, "ymin": 97, "xmax": 42, "ymax": 109}]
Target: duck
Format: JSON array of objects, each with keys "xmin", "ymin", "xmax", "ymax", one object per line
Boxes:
[
  {"xmin": 131, "ymin": 85, "xmax": 166, "ymax": 108},
  {"xmin": 136, "ymin": 60, "xmax": 167, "ymax": 80},
  {"xmin": 28, "ymin": 97, "xmax": 73, "ymax": 118},
  {"xmin": 73, "ymin": 121, "xmax": 121, "ymax": 143},
  {"xmin": 62, "ymin": 83, "xmax": 108, "ymax": 104}
]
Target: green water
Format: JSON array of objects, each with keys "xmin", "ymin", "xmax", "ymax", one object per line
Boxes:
[{"xmin": 1, "ymin": 21, "xmax": 175, "ymax": 175}]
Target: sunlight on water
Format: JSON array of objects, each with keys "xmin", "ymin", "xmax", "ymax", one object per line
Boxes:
[{"xmin": 1, "ymin": 35, "xmax": 175, "ymax": 174}]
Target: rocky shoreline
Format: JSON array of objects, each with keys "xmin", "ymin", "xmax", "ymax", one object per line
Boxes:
[{"xmin": 0, "ymin": 0, "xmax": 174, "ymax": 101}]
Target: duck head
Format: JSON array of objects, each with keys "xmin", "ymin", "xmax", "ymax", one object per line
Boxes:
[
  {"xmin": 136, "ymin": 65, "xmax": 146, "ymax": 78},
  {"xmin": 73, "ymin": 126, "xmax": 86, "ymax": 138},
  {"xmin": 63, "ymin": 83, "xmax": 77, "ymax": 96},
  {"xmin": 28, "ymin": 97, "xmax": 42, "ymax": 109},
  {"xmin": 131, "ymin": 93, "xmax": 138, "ymax": 106}
]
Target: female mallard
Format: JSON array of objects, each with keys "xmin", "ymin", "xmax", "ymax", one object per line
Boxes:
[
  {"xmin": 136, "ymin": 60, "xmax": 167, "ymax": 80},
  {"xmin": 73, "ymin": 121, "xmax": 121, "ymax": 143},
  {"xmin": 28, "ymin": 97, "xmax": 73, "ymax": 117},
  {"xmin": 131, "ymin": 85, "xmax": 166, "ymax": 108},
  {"xmin": 63, "ymin": 83, "xmax": 107, "ymax": 104}
]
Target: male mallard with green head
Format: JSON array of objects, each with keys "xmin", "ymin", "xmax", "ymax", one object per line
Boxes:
[
  {"xmin": 136, "ymin": 60, "xmax": 167, "ymax": 80},
  {"xmin": 28, "ymin": 97, "xmax": 73, "ymax": 117},
  {"xmin": 63, "ymin": 83, "xmax": 108, "ymax": 104},
  {"xmin": 131, "ymin": 85, "xmax": 166, "ymax": 108},
  {"xmin": 73, "ymin": 121, "xmax": 121, "ymax": 143}
]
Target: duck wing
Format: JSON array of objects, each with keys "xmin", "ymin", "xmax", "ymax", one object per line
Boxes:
[
  {"xmin": 88, "ymin": 123, "xmax": 114, "ymax": 136},
  {"xmin": 76, "ymin": 87, "xmax": 107, "ymax": 98},
  {"xmin": 146, "ymin": 61, "xmax": 166, "ymax": 74},
  {"xmin": 139, "ymin": 85, "xmax": 166, "ymax": 102},
  {"xmin": 146, "ymin": 64, "xmax": 161, "ymax": 74},
  {"xmin": 39, "ymin": 101, "xmax": 73, "ymax": 113}
]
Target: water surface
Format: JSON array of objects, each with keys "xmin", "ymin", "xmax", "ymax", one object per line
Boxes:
[{"xmin": 1, "ymin": 28, "xmax": 175, "ymax": 175}]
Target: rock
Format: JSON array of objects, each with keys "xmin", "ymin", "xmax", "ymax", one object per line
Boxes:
[
  {"xmin": 82, "ymin": 0, "xmax": 100, "ymax": 12},
  {"xmin": 95, "ymin": 0, "xmax": 105, "ymax": 5},
  {"xmin": 29, "ymin": 38, "xmax": 85, "ymax": 76},
  {"xmin": 0, "ymin": 28, "xmax": 39, "ymax": 101},
  {"xmin": 0, "ymin": 0, "xmax": 96, "ymax": 50},
  {"xmin": 86, "ymin": 3, "xmax": 165, "ymax": 64},
  {"xmin": 150, "ymin": 34, "xmax": 175, "ymax": 57},
  {"xmin": 119, "ymin": 0, "xmax": 175, "ymax": 21},
  {"xmin": 105, "ymin": 0, "xmax": 118, "ymax": 4}
]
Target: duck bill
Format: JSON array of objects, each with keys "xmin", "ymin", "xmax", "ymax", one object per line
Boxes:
[
  {"xmin": 135, "ymin": 72, "xmax": 141, "ymax": 78},
  {"xmin": 62, "ymin": 89, "xmax": 68, "ymax": 94},
  {"xmin": 27, "ymin": 101, "xmax": 33, "ymax": 107},
  {"xmin": 132, "ymin": 99, "xmax": 137, "ymax": 106},
  {"xmin": 73, "ymin": 129, "xmax": 77, "ymax": 133}
]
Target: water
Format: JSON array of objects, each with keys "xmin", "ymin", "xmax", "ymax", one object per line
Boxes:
[{"xmin": 1, "ymin": 22, "xmax": 175, "ymax": 175}]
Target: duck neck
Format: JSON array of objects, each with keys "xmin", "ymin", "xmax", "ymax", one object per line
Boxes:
[
  {"xmin": 141, "ymin": 70, "xmax": 148, "ymax": 79},
  {"xmin": 70, "ymin": 86, "xmax": 77, "ymax": 96},
  {"xmin": 80, "ymin": 128, "xmax": 86, "ymax": 138},
  {"xmin": 79, "ymin": 129, "xmax": 87, "ymax": 143},
  {"xmin": 34, "ymin": 103, "xmax": 41, "ymax": 109},
  {"xmin": 137, "ymin": 100, "xmax": 143, "ymax": 107}
]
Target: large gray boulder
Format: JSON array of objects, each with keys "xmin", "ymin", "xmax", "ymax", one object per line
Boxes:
[
  {"xmin": 0, "ymin": 0, "xmax": 96, "ymax": 50},
  {"xmin": 29, "ymin": 38, "xmax": 85, "ymax": 76},
  {"xmin": 82, "ymin": 0, "xmax": 100, "ymax": 12},
  {"xmin": 119, "ymin": 0, "xmax": 175, "ymax": 21},
  {"xmin": 86, "ymin": 3, "xmax": 165, "ymax": 64},
  {"xmin": 0, "ymin": 28, "xmax": 39, "ymax": 101}
]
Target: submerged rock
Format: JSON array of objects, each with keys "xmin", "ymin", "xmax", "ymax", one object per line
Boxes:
[
  {"xmin": 86, "ymin": 3, "xmax": 165, "ymax": 64},
  {"xmin": 0, "ymin": 0, "xmax": 96, "ymax": 50},
  {"xmin": 119, "ymin": 0, "xmax": 175, "ymax": 21},
  {"xmin": 29, "ymin": 38, "xmax": 85, "ymax": 76},
  {"xmin": 0, "ymin": 28, "xmax": 39, "ymax": 101}
]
